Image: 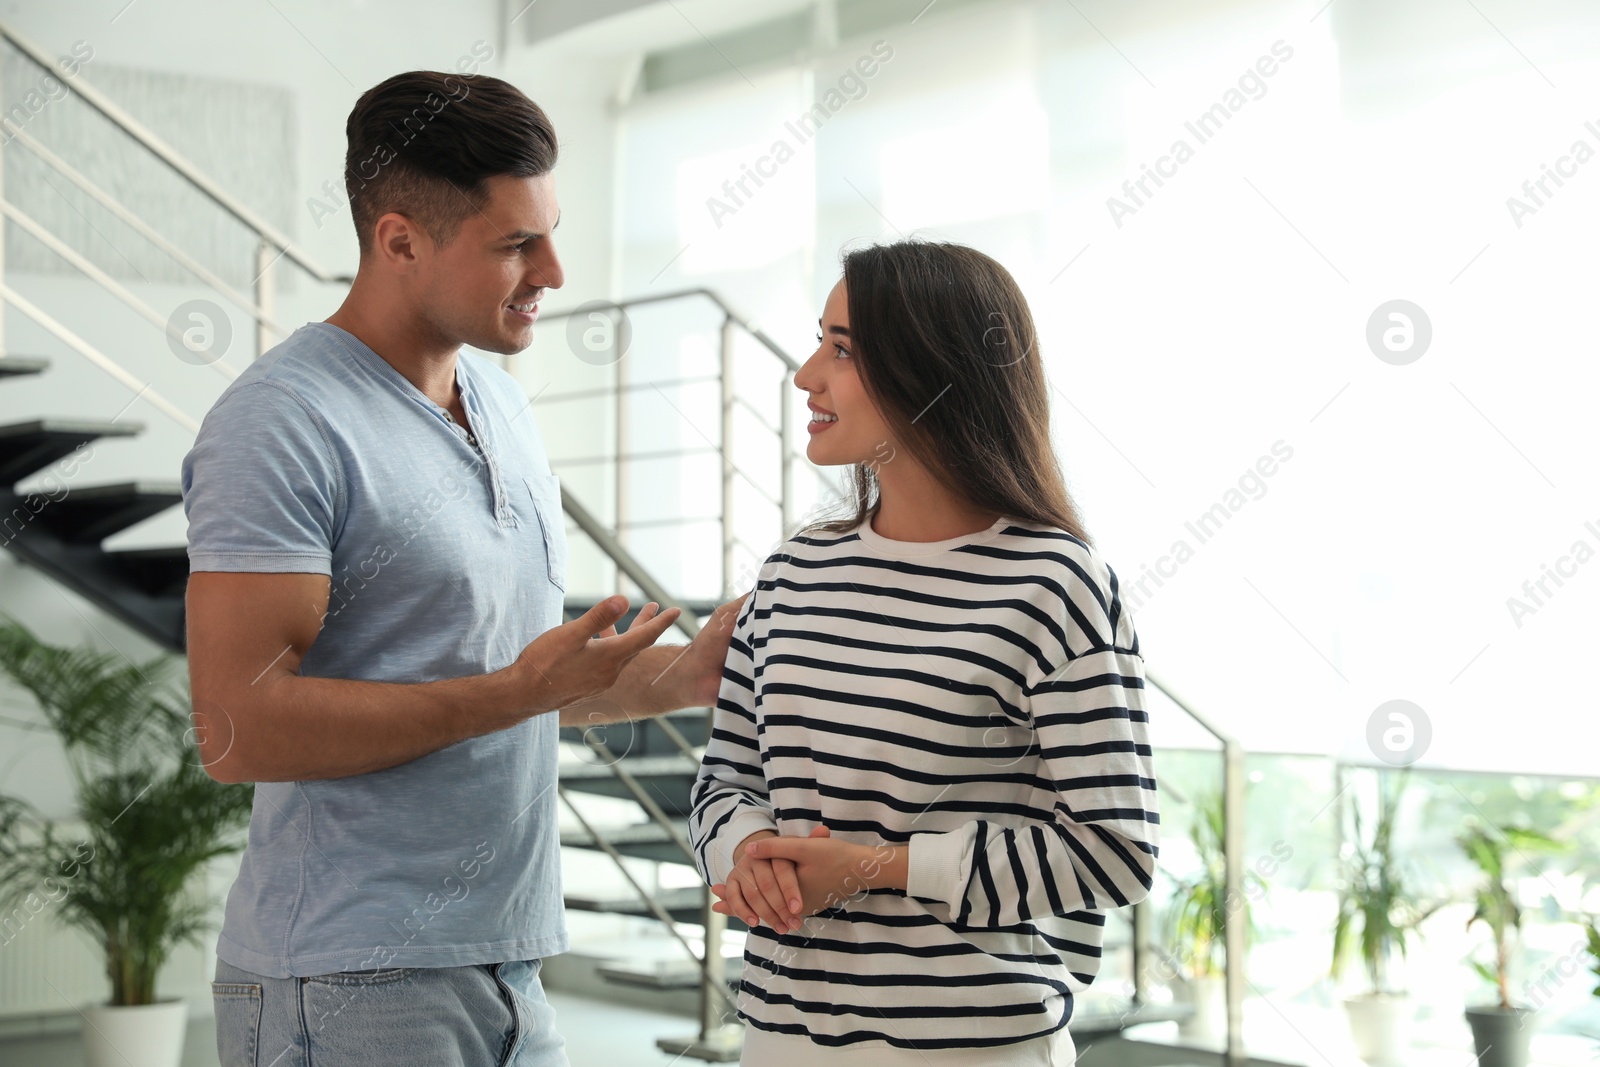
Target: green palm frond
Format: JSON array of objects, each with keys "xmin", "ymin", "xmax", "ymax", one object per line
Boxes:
[
  {"xmin": 1331, "ymin": 770, "xmax": 1436, "ymax": 995},
  {"xmin": 1458, "ymin": 819, "xmax": 1571, "ymax": 1010},
  {"xmin": 0, "ymin": 619, "xmax": 186, "ymax": 773},
  {"xmin": 0, "ymin": 618, "xmax": 251, "ymax": 1006},
  {"xmin": 1164, "ymin": 790, "xmax": 1262, "ymax": 979}
]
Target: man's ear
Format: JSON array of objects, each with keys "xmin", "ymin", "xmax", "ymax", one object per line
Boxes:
[{"xmin": 372, "ymin": 212, "xmax": 428, "ymax": 272}]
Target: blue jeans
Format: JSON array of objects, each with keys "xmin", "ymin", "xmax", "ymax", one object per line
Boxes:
[{"xmin": 212, "ymin": 957, "xmax": 568, "ymax": 1066}]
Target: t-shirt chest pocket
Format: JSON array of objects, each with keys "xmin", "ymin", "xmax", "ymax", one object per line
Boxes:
[{"xmin": 523, "ymin": 473, "xmax": 568, "ymax": 591}]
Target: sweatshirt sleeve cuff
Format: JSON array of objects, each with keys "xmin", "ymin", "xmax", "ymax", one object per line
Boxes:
[
  {"xmin": 709, "ymin": 810, "xmax": 780, "ymax": 887},
  {"xmin": 906, "ymin": 828, "xmax": 973, "ymax": 907}
]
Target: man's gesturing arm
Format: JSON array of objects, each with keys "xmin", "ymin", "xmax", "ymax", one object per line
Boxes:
[{"xmin": 187, "ymin": 572, "xmax": 678, "ymax": 783}]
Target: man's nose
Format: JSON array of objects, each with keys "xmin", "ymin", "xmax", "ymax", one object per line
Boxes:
[{"xmin": 532, "ymin": 244, "xmax": 565, "ymax": 291}]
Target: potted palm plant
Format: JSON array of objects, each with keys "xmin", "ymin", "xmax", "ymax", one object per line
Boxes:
[
  {"xmin": 1164, "ymin": 790, "xmax": 1260, "ymax": 1043},
  {"xmin": 0, "ymin": 619, "xmax": 252, "ymax": 1067},
  {"xmin": 1458, "ymin": 820, "xmax": 1568, "ymax": 1067},
  {"xmin": 1332, "ymin": 770, "xmax": 1438, "ymax": 1067}
]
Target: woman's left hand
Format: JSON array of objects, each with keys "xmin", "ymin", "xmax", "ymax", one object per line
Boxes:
[{"xmin": 674, "ymin": 593, "xmax": 749, "ymax": 707}]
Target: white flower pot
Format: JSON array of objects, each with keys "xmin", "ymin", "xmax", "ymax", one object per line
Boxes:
[
  {"xmin": 1343, "ymin": 991, "xmax": 1414, "ymax": 1066},
  {"xmin": 81, "ymin": 999, "xmax": 188, "ymax": 1067},
  {"xmin": 1174, "ymin": 973, "xmax": 1226, "ymax": 1042}
]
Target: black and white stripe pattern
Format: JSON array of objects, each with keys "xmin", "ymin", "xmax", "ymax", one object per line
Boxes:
[{"xmin": 688, "ymin": 519, "xmax": 1160, "ymax": 1051}]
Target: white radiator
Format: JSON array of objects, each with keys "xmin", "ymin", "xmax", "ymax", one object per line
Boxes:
[
  {"xmin": 0, "ymin": 855, "xmax": 234, "ymax": 1029},
  {"xmin": 0, "ymin": 905, "xmax": 107, "ymax": 1018}
]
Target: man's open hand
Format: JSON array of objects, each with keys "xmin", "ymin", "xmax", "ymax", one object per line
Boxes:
[{"xmin": 513, "ymin": 597, "xmax": 680, "ymax": 720}]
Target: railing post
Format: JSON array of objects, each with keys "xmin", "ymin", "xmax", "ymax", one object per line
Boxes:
[
  {"xmin": 719, "ymin": 315, "xmax": 734, "ymax": 597},
  {"xmin": 656, "ymin": 895, "xmax": 743, "ymax": 1059},
  {"xmin": 254, "ymin": 238, "xmax": 276, "ymax": 359},
  {"xmin": 1130, "ymin": 898, "xmax": 1149, "ymax": 1004},
  {"xmin": 1222, "ymin": 739, "xmax": 1247, "ymax": 1066},
  {"xmin": 615, "ymin": 312, "xmax": 629, "ymax": 596},
  {"xmin": 701, "ymin": 899, "xmax": 728, "ymax": 1037}
]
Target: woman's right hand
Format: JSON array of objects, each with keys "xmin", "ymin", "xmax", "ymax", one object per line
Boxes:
[
  {"xmin": 713, "ymin": 830, "xmax": 804, "ymax": 934},
  {"xmin": 714, "ymin": 827, "xmax": 843, "ymax": 933}
]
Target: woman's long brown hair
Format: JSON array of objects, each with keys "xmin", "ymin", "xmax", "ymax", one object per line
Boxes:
[{"xmin": 807, "ymin": 240, "xmax": 1091, "ymax": 544}]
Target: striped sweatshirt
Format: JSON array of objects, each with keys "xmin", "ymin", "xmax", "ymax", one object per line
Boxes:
[{"xmin": 688, "ymin": 515, "xmax": 1160, "ymax": 1052}]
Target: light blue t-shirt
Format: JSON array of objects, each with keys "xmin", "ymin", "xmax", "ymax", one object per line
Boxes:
[{"xmin": 181, "ymin": 321, "xmax": 569, "ymax": 978}]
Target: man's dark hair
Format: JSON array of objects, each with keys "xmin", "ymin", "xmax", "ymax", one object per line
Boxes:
[{"xmin": 344, "ymin": 71, "xmax": 558, "ymax": 254}]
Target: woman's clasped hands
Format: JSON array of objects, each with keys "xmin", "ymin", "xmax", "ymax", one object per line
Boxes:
[{"xmin": 710, "ymin": 825, "xmax": 907, "ymax": 935}]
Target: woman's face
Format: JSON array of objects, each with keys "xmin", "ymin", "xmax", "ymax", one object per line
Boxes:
[{"xmin": 794, "ymin": 279, "xmax": 895, "ymax": 468}]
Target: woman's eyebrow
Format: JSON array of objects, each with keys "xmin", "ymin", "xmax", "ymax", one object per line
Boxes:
[{"xmin": 816, "ymin": 318, "xmax": 851, "ymax": 336}]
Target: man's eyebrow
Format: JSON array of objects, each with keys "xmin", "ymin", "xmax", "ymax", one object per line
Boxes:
[
  {"xmin": 817, "ymin": 318, "xmax": 850, "ymax": 336},
  {"xmin": 502, "ymin": 214, "xmax": 561, "ymax": 242}
]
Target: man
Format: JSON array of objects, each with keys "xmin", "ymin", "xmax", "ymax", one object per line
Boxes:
[{"xmin": 184, "ymin": 71, "xmax": 740, "ymax": 1066}]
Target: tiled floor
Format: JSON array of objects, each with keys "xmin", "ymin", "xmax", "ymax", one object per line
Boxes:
[
  {"xmin": 5, "ymin": 995, "xmax": 1596, "ymax": 1066},
  {"xmin": 0, "ymin": 991, "xmax": 701, "ymax": 1067}
]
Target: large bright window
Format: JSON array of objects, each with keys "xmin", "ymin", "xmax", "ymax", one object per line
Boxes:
[{"xmin": 615, "ymin": 0, "xmax": 1600, "ymax": 779}]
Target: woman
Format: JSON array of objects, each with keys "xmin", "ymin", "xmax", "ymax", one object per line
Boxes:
[{"xmin": 688, "ymin": 240, "xmax": 1159, "ymax": 1065}]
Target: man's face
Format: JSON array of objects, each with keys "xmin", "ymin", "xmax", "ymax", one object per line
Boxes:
[{"xmin": 414, "ymin": 172, "xmax": 565, "ymax": 356}]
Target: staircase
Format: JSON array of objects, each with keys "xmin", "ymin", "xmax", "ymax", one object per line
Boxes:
[
  {"xmin": 0, "ymin": 16, "xmax": 1277, "ymax": 1066},
  {"xmin": 0, "ymin": 364, "xmax": 187, "ymax": 648}
]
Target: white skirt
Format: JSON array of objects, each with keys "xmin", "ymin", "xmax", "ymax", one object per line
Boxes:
[{"xmin": 740, "ymin": 1025, "xmax": 1077, "ymax": 1065}]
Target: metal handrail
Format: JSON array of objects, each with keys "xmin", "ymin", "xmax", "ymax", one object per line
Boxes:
[
  {"xmin": 1145, "ymin": 666, "xmax": 1233, "ymax": 746},
  {"xmin": 5, "ymin": 125, "xmax": 289, "ymax": 339},
  {"xmin": 538, "ymin": 287, "xmax": 800, "ymax": 372},
  {"xmin": 615, "ymin": 515, "xmax": 723, "ymax": 531},
  {"xmin": 550, "ymin": 446, "xmax": 719, "ymax": 469},
  {"xmin": 0, "ymin": 198, "xmax": 246, "ymax": 382},
  {"xmin": 560, "ymin": 487, "xmax": 704, "ymax": 642},
  {"xmin": 536, "ymin": 374, "xmax": 723, "ymax": 406},
  {"xmin": 536, "ymin": 287, "xmax": 818, "ymax": 602},
  {"xmin": 0, "ymin": 281, "xmax": 200, "ymax": 433},
  {"xmin": 0, "ymin": 19, "xmax": 352, "ymax": 287}
]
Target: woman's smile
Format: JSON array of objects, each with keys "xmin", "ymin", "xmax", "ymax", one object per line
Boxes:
[{"xmin": 807, "ymin": 402, "xmax": 838, "ymax": 434}]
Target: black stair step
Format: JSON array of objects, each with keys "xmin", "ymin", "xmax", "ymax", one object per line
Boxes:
[
  {"xmin": 564, "ymin": 886, "xmax": 745, "ymax": 932},
  {"xmin": 0, "ymin": 489, "xmax": 184, "ymax": 651},
  {"xmin": 31, "ymin": 481, "xmax": 182, "ymax": 544},
  {"xmin": 561, "ymin": 819, "xmax": 692, "ymax": 865},
  {"xmin": 559, "ymin": 755, "xmax": 699, "ymax": 817},
  {"xmin": 105, "ymin": 545, "xmax": 190, "ymax": 598},
  {"xmin": 0, "ymin": 419, "xmax": 141, "ymax": 486},
  {"xmin": 0, "ymin": 356, "xmax": 49, "ymax": 378}
]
